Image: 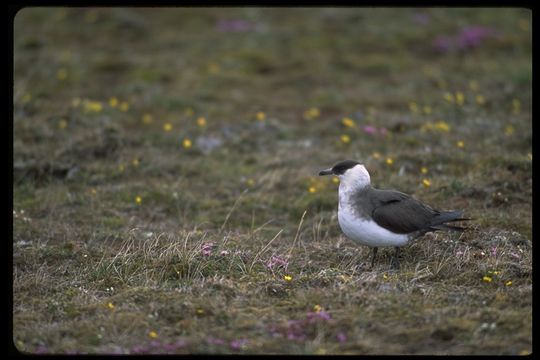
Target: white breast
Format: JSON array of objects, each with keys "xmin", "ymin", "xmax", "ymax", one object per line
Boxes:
[{"xmin": 337, "ymin": 206, "xmax": 409, "ymax": 247}]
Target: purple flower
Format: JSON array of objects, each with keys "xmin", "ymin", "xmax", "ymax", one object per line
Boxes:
[
  {"xmin": 433, "ymin": 26, "xmax": 497, "ymax": 53},
  {"xmin": 131, "ymin": 345, "xmax": 148, "ymax": 354},
  {"xmin": 35, "ymin": 345, "xmax": 48, "ymax": 354},
  {"xmin": 490, "ymin": 246, "xmax": 498, "ymax": 257},
  {"xmin": 206, "ymin": 336, "xmax": 225, "ymax": 346},
  {"xmin": 307, "ymin": 310, "xmax": 332, "ymax": 322},
  {"xmin": 362, "ymin": 125, "xmax": 378, "ymax": 135},
  {"xmin": 230, "ymin": 339, "xmax": 248, "ymax": 350},
  {"xmin": 336, "ymin": 331, "xmax": 347, "ymax": 343},
  {"xmin": 456, "ymin": 26, "xmax": 494, "ymax": 49},
  {"xmin": 413, "ymin": 12, "xmax": 431, "ymax": 25},
  {"xmin": 287, "ymin": 331, "xmax": 307, "ymax": 341},
  {"xmin": 510, "ymin": 251, "xmax": 521, "ymax": 259},
  {"xmin": 201, "ymin": 242, "xmax": 215, "ymax": 257},
  {"xmin": 216, "ymin": 20, "xmax": 256, "ymax": 33},
  {"xmin": 266, "ymin": 255, "xmax": 289, "ymax": 270}
]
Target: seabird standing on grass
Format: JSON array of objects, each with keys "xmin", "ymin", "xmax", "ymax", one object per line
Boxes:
[{"xmin": 319, "ymin": 160, "xmax": 469, "ymax": 268}]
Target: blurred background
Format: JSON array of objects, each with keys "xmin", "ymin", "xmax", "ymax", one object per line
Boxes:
[{"xmin": 13, "ymin": 7, "xmax": 531, "ymax": 355}]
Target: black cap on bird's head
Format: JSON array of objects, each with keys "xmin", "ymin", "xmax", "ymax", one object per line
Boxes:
[{"xmin": 318, "ymin": 160, "xmax": 361, "ymax": 176}]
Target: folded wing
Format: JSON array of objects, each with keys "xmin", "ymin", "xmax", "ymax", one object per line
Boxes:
[{"xmin": 369, "ymin": 189, "xmax": 463, "ymax": 234}]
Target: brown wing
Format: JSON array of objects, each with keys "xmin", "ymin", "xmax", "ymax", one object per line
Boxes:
[{"xmin": 370, "ymin": 189, "xmax": 439, "ymax": 234}]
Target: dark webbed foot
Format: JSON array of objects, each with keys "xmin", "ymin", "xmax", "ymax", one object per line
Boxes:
[
  {"xmin": 370, "ymin": 247, "xmax": 378, "ymax": 268},
  {"xmin": 390, "ymin": 247, "xmax": 401, "ymax": 269}
]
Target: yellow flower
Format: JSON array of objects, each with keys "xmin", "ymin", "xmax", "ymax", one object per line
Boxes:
[
  {"xmin": 83, "ymin": 100, "xmax": 103, "ymax": 113},
  {"xmin": 340, "ymin": 134, "xmax": 351, "ymax": 144},
  {"xmin": 409, "ymin": 102, "xmax": 419, "ymax": 113},
  {"xmin": 421, "ymin": 121, "xmax": 450, "ymax": 133},
  {"xmin": 163, "ymin": 123, "xmax": 173, "ymax": 132},
  {"xmin": 196, "ymin": 117, "xmax": 207, "ymax": 127},
  {"xmin": 385, "ymin": 157, "xmax": 394, "ymax": 166},
  {"xmin": 284, "ymin": 275, "xmax": 293, "ymax": 282},
  {"xmin": 434, "ymin": 121, "xmax": 450, "ymax": 132},
  {"xmin": 512, "ymin": 99, "xmax": 521, "ymax": 114},
  {"xmin": 443, "ymin": 92, "xmax": 454, "ymax": 103},
  {"xmin": 149, "ymin": 331, "xmax": 158, "ymax": 339},
  {"xmin": 119, "ymin": 101, "xmax": 129, "ymax": 112},
  {"xmin": 90, "ymin": 188, "xmax": 97, "ymax": 195},
  {"xmin": 332, "ymin": 177, "xmax": 339, "ymax": 184},
  {"xmin": 246, "ymin": 178, "xmax": 255, "ymax": 187},
  {"xmin": 482, "ymin": 276, "xmax": 492, "ymax": 283},
  {"xmin": 475, "ymin": 95, "xmax": 486, "ymax": 105},
  {"xmin": 469, "ymin": 80, "xmax": 479, "ymax": 92},
  {"xmin": 455, "ymin": 91, "xmax": 465, "ymax": 106},
  {"xmin": 422, "ymin": 179, "xmax": 431, "ymax": 188},
  {"xmin": 303, "ymin": 107, "xmax": 320, "ymax": 120},
  {"xmin": 372, "ymin": 152, "xmax": 381, "ymax": 159},
  {"xmin": 135, "ymin": 196, "xmax": 142, "ymax": 205},
  {"xmin": 256, "ymin": 112, "xmax": 266, "ymax": 121},
  {"xmin": 456, "ymin": 140, "xmax": 465, "ymax": 148},
  {"xmin": 132, "ymin": 158, "xmax": 140, "ymax": 167},
  {"xmin": 342, "ymin": 117, "xmax": 356, "ymax": 128},
  {"xmin": 505, "ymin": 280, "xmax": 513, "ymax": 286},
  {"xmin": 313, "ymin": 304, "xmax": 322, "ymax": 313},
  {"xmin": 505, "ymin": 125, "xmax": 515, "ymax": 136},
  {"xmin": 109, "ymin": 97, "xmax": 118, "ymax": 108},
  {"xmin": 383, "ymin": 273, "xmax": 388, "ymax": 280},
  {"xmin": 58, "ymin": 119, "xmax": 68, "ymax": 129},
  {"xmin": 142, "ymin": 113, "xmax": 153, "ymax": 124},
  {"xmin": 107, "ymin": 302, "xmax": 115, "ymax": 309},
  {"xmin": 56, "ymin": 68, "xmax": 68, "ymax": 81},
  {"xmin": 420, "ymin": 166, "xmax": 428, "ymax": 174},
  {"xmin": 308, "ymin": 186, "xmax": 317, "ymax": 194},
  {"xmin": 182, "ymin": 138, "xmax": 192, "ymax": 149},
  {"xmin": 423, "ymin": 105, "xmax": 432, "ymax": 115},
  {"xmin": 196, "ymin": 308, "xmax": 205, "ymax": 315}
]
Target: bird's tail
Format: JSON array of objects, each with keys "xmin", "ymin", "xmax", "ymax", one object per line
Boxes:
[{"xmin": 430, "ymin": 210, "xmax": 472, "ymax": 232}]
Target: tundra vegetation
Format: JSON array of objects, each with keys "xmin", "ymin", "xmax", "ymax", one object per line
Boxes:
[{"xmin": 13, "ymin": 7, "xmax": 531, "ymax": 355}]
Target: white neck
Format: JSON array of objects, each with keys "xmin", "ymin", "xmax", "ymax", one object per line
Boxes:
[{"xmin": 338, "ymin": 164, "xmax": 371, "ymax": 195}]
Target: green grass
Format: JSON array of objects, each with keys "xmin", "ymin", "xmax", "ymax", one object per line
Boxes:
[{"xmin": 13, "ymin": 7, "xmax": 531, "ymax": 355}]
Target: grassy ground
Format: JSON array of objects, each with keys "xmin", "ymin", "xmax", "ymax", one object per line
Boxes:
[{"xmin": 13, "ymin": 7, "xmax": 532, "ymax": 355}]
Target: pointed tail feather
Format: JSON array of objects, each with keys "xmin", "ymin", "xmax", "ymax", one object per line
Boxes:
[
  {"xmin": 430, "ymin": 223, "xmax": 468, "ymax": 232},
  {"xmin": 432, "ymin": 211, "xmax": 472, "ymax": 224}
]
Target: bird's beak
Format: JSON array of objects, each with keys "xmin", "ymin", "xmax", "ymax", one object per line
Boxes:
[{"xmin": 318, "ymin": 168, "xmax": 334, "ymax": 176}]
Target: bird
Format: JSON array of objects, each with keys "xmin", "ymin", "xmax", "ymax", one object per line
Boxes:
[{"xmin": 319, "ymin": 159, "xmax": 469, "ymax": 268}]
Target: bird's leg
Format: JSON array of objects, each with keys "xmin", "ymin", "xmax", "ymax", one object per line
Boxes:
[
  {"xmin": 370, "ymin": 247, "xmax": 378, "ymax": 268},
  {"xmin": 391, "ymin": 247, "xmax": 401, "ymax": 268}
]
